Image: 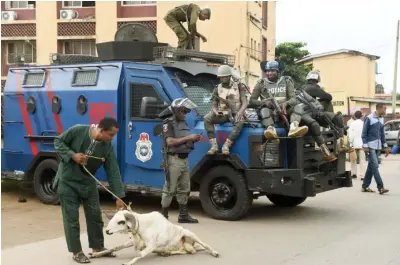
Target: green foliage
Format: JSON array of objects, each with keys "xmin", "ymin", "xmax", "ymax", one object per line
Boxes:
[{"xmin": 275, "ymin": 42, "xmax": 313, "ymax": 87}]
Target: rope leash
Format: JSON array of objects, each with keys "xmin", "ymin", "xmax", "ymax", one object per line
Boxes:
[{"xmin": 82, "ymin": 155, "xmax": 130, "ymax": 210}]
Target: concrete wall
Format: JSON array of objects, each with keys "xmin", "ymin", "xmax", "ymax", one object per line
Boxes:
[{"xmin": 308, "ymin": 52, "xmax": 377, "ymax": 114}]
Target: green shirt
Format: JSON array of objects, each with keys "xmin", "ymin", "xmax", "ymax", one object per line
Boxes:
[{"xmin": 54, "ymin": 124, "xmax": 125, "ymax": 198}]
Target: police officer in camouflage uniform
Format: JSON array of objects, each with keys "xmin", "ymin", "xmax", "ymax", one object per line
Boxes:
[
  {"xmin": 204, "ymin": 65, "xmax": 248, "ymax": 155},
  {"xmin": 160, "ymin": 98, "xmax": 201, "ymax": 223},
  {"xmin": 302, "ymin": 71, "xmax": 334, "ymax": 112},
  {"xmin": 164, "ymin": 3, "xmax": 211, "ymax": 49},
  {"xmin": 249, "ymin": 60, "xmax": 309, "ymax": 142}
]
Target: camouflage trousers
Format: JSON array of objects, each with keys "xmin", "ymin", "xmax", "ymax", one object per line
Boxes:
[
  {"xmin": 164, "ymin": 15, "xmax": 191, "ymax": 49},
  {"xmin": 204, "ymin": 111, "xmax": 245, "ymax": 141},
  {"xmin": 161, "ymin": 154, "xmax": 191, "ymax": 208}
]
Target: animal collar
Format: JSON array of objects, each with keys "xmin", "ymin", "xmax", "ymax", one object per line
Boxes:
[{"xmin": 130, "ymin": 212, "xmax": 140, "ymax": 235}]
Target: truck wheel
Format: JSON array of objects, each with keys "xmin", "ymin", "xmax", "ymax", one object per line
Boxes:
[
  {"xmin": 199, "ymin": 165, "xmax": 253, "ymax": 221},
  {"xmin": 33, "ymin": 159, "xmax": 60, "ymax": 205},
  {"xmin": 267, "ymin": 194, "xmax": 307, "ymax": 207}
]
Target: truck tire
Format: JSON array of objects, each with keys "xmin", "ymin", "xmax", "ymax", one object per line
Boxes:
[
  {"xmin": 267, "ymin": 194, "xmax": 307, "ymax": 207},
  {"xmin": 199, "ymin": 165, "xmax": 253, "ymax": 221},
  {"xmin": 33, "ymin": 159, "xmax": 60, "ymax": 205}
]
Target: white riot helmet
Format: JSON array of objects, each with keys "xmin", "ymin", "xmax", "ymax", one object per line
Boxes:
[
  {"xmin": 306, "ymin": 71, "xmax": 321, "ymax": 82},
  {"xmin": 217, "ymin": 65, "xmax": 232, "ymax": 77},
  {"xmin": 171, "ymin": 98, "xmax": 198, "ymax": 115}
]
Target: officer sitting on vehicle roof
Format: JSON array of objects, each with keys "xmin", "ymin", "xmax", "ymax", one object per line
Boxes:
[
  {"xmin": 159, "ymin": 98, "xmax": 201, "ymax": 223},
  {"xmin": 292, "ymin": 86, "xmax": 354, "ymax": 161},
  {"xmin": 296, "ymin": 71, "xmax": 353, "ymax": 156},
  {"xmin": 204, "ymin": 65, "xmax": 248, "ymax": 155},
  {"xmin": 249, "ymin": 60, "xmax": 309, "ymax": 143},
  {"xmin": 301, "ymin": 70, "xmax": 334, "ymax": 112}
]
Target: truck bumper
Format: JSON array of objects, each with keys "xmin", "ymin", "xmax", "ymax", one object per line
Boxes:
[{"xmin": 245, "ymin": 168, "xmax": 353, "ymax": 197}]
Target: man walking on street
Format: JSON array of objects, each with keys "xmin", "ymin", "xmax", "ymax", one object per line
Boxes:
[
  {"xmin": 348, "ymin": 110, "xmax": 366, "ymax": 179},
  {"xmin": 54, "ymin": 117, "xmax": 127, "ymax": 263},
  {"xmin": 361, "ymin": 103, "xmax": 390, "ymax": 194}
]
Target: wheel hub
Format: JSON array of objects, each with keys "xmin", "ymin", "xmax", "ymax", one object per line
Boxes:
[{"xmin": 211, "ymin": 183, "xmax": 233, "ymax": 204}]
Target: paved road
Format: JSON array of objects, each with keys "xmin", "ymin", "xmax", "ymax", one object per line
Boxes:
[{"xmin": 2, "ymin": 157, "xmax": 400, "ymax": 265}]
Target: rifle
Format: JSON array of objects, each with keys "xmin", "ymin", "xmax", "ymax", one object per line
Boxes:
[
  {"xmin": 295, "ymin": 89, "xmax": 340, "ymax": 136},
  {"xmin": 246, "ymin": 78, "xmax": 290, "ymax": 129},
  {"xmin": 212, "ymin": 94, "xmax": 256, "ymax": 129}
]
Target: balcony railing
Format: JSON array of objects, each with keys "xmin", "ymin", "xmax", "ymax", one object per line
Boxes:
[{"xmin": 7, "ymin": 53, "xmax": 36, "ymax": 64}]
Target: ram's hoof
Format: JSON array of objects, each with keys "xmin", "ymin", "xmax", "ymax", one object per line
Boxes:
[{"xmin": 212, "ymin": 251, "xmax": 220, "ymax": 258}]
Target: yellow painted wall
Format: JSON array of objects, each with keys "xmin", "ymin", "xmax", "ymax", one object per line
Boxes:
[
  {"xmin": 35, "ymin": 1, "xmax": 58, "ymax": 64},
  {"xmin": 310, "ymin": 53, "xmax": 377, "ymax": 99},
  {"xmin": 96, "ymin": 1, "xmax": 118, "ymax": 45}
]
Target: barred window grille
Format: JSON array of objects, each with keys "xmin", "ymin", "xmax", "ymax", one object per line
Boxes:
[
  {"xmin": 130, "ymin": 83, "xmax": 164, "ymax": 118},
  {"xmin": 22, "ymin": 72, "xmax": 46, "ymax": 88},
  {"xmin": 175, "ymin": 71, "xmax": 219, "ymax": 116},
  {"xmin": 71, "ymin": 69, "xmax": 99, "ymax": 86}
]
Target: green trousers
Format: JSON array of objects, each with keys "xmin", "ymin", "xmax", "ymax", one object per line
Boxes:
[
  {"xmin": 161, "ymin": 154, "xmax": 190, "ymax": 208},
  {"xmin": 164, "ymin": 15, "xmax": 191, "ymax": 49},
  {"xmin": 204, "ymin": 111, "xmax": 245, "ymax": 141},
  {"xmin": 58, "ymin": 181, "xmax": 104, "ymax": 253}
]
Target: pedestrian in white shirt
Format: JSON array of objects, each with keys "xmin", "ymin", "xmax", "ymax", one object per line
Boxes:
[{"xmin": 348, "ymin": 111, "xmax": 366, "ymax": 179}]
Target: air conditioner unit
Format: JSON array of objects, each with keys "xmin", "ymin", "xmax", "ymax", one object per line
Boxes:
[
  {"xmin": 60, "ymin": 9, "xmax": 78, "ymax": 20},
  {"xmin": 2, "ymin": 11, "xmax": 17, "ymax": 21}
]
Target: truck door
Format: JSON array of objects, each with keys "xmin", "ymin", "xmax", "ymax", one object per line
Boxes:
[{"xmin": 123, "ymin": 77, "xmax": 171, "ymax": 189}]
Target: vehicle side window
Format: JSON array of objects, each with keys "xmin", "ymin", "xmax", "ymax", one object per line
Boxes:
[
  {"xmin": 130, "ymin": 83, "xmax": 164, "ymax": 119},
  {"xmin": 384, "ymin": 124, "xmax": 392, "ymax": 132},
  {"xmin": 393, "ymin": 122, "xmax": 400, "ymax": 131}
]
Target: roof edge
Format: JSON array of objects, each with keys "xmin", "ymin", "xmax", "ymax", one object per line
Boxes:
[{"xmin": 296, "ymin": 49, "xmax": 380, "ymax": 64}]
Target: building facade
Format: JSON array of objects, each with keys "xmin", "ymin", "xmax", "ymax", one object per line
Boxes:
[
  {"xmin": 1, "ymin": 1, "xmax": 277, "ymax": 90},
  {"xmin": 296, "ymin": 49, "xmax": 380, "ymax": 115}
]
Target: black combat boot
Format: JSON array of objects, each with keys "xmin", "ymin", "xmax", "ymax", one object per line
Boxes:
[
  {"xmin": 178, "ymin": 204, "xmax": 198, "ymax": 223},
  {"xmin": 161, "ymin": 207, "xmax": 169, "ymax": 219}
]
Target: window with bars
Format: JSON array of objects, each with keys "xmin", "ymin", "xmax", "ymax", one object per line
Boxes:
[
  {"xmin": 121, "ymin": 1, "xmax": 156, "ymax": 6},
  {"xmin": 130, "ymin": 83, "xmax": 165, "ymax": 119},
  {"xmin": 7, "ymin": 40, "xmax": 36, "ymax": 64},
  {"xmin": 63, "ymin": 40, "xmax": 97, "ymax": 56},
  {"xmin": 22, "ymin": 72, "xmax": 46, "ymax": 88},
  {"xmin": 71, "ymin": 69, "xmax": 99, "ymax": 86},
  {"xmin": 5, "ymin": 1, "xmax": 36, "ymax": 9},
  {"xmin": 62, "ymin": 1, "xmax": 95, "ymax": 7},
  {"xmin": 175, "ymin": 71, "xmax": 219, "ymax": 117}
]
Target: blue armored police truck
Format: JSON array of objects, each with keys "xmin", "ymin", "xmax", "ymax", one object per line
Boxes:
[{"xmin": 1, "ymin": 24, "xmax": 352, "ymax": 221}]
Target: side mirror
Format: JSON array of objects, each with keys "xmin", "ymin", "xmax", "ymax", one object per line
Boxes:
[{"xmin": 140, "ymin": 97, "xmax": 168, "ymax": 119}]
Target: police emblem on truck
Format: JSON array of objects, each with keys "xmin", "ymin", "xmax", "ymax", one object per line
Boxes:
[{"xmin": 135, "ymin": 133, "xmax": 153, "ymax": 162}]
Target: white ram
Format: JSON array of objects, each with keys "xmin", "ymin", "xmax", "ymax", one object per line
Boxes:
[{"xmin": 89, "ymin": 209, "xmax": 220, "ymax": 265}]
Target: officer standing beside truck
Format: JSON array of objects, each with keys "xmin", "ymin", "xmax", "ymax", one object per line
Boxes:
[
  {"xmin": 204, "ymin": 64, "xmax": 248, "ymax": 155},
  {"xmin": 161, "ymin": 98, "xmax": 202, "ymax": 223},
  {"xmin": 164, "ymin": 3, "xmax": 211, "ymax": 49},
  {"xmin": 53, "ymin": 117, "xmax": 127, "ymax": 264}
]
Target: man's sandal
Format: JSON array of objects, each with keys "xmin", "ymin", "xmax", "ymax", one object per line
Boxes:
[
  {"xmin": 88, "ymin": 248, "xmax": 117, "ymax": 258},
  {"xmin": 378, "ymin": 188, "xmax": 389, "ymax": 195},
  {"xmin": 361, "ymin": 187, "xmax": 375, "ymax": 193},
  {"xmin": 73, "ymin": 253, "xmax": 91, "ymax": 263}
]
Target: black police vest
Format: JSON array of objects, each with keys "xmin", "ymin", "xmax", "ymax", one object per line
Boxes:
[{"xmin": 164, "ymin": 118, "xmax": 194, "ymax": 154}]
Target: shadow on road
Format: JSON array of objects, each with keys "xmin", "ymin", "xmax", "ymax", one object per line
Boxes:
[{"xmin": 2, "ymin": 179, "xmax": 336, "ymax": 222}]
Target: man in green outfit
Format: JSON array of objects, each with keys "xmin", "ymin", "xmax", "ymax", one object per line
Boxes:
[
  {"xmin": 53, "ymin": 117, "xmax": 126, "ymax": 263},
  {"xmin": 164, "ymin": 3, "xmax": 211, "ymax": 49}
]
